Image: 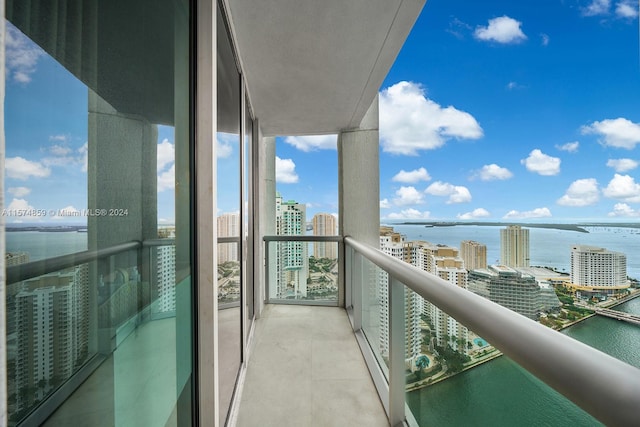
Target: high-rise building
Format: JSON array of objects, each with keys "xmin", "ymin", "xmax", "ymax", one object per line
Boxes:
[
  {"xmin": 468, "ymin": 265, "xmax": 560, "ymax": 320},
  {"xmin": 6, "ymin": 252, "xmax": 30, "ymax": 267},
  {"xmin": 312, "ymin": 213, "xmax": 337, "ymax": 259},
  {"xmin": 414, "ymin": 243, "xmax": 469, "ymax": 354},
  {"xmin": 217, "ymin": 213, "xmax": 240, "ymax": 263},
  {"xmin": 14, "ymin": 265, "xmax": 89, "ymax": 412},
  {"xmin": 500, "ymin": 225, "xmax": 530, "ymax": 268},
  {"xmin": 379, "ymin": 229, "xmax": 421, "ymax": 359},
  {"xmin": 570, "ymin": 245, "xmax": 628, "ymax": 297},
  {"xmin": 460, "ymin": 240, "xmax": 487, "ymax": 271},
  {"xmin": 275, "ymin": 193, "xmax": 308, "ymax": 298},
  {"xmin": 156, "ymin": 245, "xmax": 177, "ymax": 313}
]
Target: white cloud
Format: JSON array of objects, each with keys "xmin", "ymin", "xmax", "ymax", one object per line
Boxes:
[
  {"xmin": 393, "ymin": 186, "xmax": 425, "ymax": 206},
  {"xmin": 6, "ymin": 157, "xmax": 51, "ymax": 180},
  {"xmin": 5, "ymin": 23, "xmax": 44, "ymax": 84},
  {"xmin": 7, "ymin": 198, "xmax": 35, "ymax": 211},
  {"xmin": 457, "ymin": 208, "xmax": 490, "ymax": 220},
  {"xmin": 275, "ymin": 156, "xmax": 299, "ymax": 184},
  {"xmin": 582, "ymin": 118, "xmax": 640, "ymax": 149},
  {"xmin": 475, "ymin": 164, "xmax": 513, "ymax": 181},
  {"xmin": 616, "ymin": 0, "xmax": 639, "ymax": 18},
  {"xmin": 49, "ymin": 135, "xmax": 69, "ymax": 142},
  {"xmin": 5, "ymin": 198, "xmax": 44, "ymax": 222},
  {"xmin": 503, "ymin": 207, "xmax": 552, "ymax": 219},
  {"xmin": 49, "ymin": 145, "xmax": 72, "ymax": 156},
  {"xmin": 386, "ymin": 209, "xmax": 431, "ymax": 220},
  {"xmin": 506, "ymin": 81, "xmax": 524, "ymax": 90},
  {"xmin": 216, "ymin": 133, "xmax": 236, "ymax": 158},
  {"xmin": 540, "ymin": 33, "xmax": 550, "ymax": 46},
  {"xmin": 392, "ymin": 167, "xmax": 431, "ymax": 183},
  {"xmin": 380, "ymin": 199, "xmax": 391, "ymax": 209},
  {"xmin": 425, "ymin": 181, "xmax": 472, "ymax": 204},
  {"xmin": 157, "ymin": 139, "xmax": 175, "ymax": 171},
  {"xmin": 379, "ymin": 81, "xmax": 483, "ymax": 155},
  {"xmin": 284, "ymin": 135, "xmax": 337, "ymax": 152},
  {"xmin": 157, "ymin": 164, "xmax": 175, "ymax": 192},
  {"xmin": 51, "ymin": 205, "xmax": 81, "ymax": 220},
  {"xmin": 41, "ymin": 141, "xmax": 89, "ymax": 172},
  {"xmin": 79, "ymin": 143, "xmax": 88, "ymax": 172},
  {"xmin": 608, "ymin": 203, "xmax": 640, "ymax": 217},
  {"xmin": 557, "ymin": 178, "xmax": 600, "ymax": 206},
  {"xmin": 521, "ymin": 149, "xmax": 561, "ymax": 176},
  {"xmin": 474, "ymin": 16, "xmax": 527, "ymax": 44},
  {"xmin": 607, "ymin": 158, "xmax": 638, "ymax": 172},
  {"xmin": 556, "ymin": 141, "xmax": 579, "ymax": 152},
  {"xmin": 603, "ymin": 174, "xmax": 640, "ymax": 202},
  {"xmin": 582, "ymin": 0, "xmax": 611, "ymax": 16},
  {"xmin": 8, "ymin": 187, "xmax": 31, "ymax": 197}
]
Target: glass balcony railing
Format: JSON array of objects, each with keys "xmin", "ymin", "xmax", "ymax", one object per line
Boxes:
[
  {"xmin": 264, "ymin": 236, "xmax": 342, "ymax": 305},
  {"xmin": 5, "ymin": 239, "xmax": 178, "ymax": 426},
  {"xmin": 344, "ymin": 237, "xmax": 640, "ymax": 427}
]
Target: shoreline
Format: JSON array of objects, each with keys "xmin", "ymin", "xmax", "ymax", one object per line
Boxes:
[{"xmin": 407, "ymin": 290, "xmax": 640, "ymax": 392}]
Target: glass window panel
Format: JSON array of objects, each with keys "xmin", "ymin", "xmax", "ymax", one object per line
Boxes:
[{"xmin": 4, "ymin": 0, "xmax": 193, "ymax": 424}]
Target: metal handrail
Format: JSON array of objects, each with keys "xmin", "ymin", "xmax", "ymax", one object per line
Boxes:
[
  {"xmin": 345, "ymin": 236, "xmax": 640, "ymax": 427},
  {"xmin": 263, "ymin": 235, "xmax": 343, "ymax": 242},
  {"xmin": 6, "ymin": 241, "xmax": 142, "ymax": 284}
]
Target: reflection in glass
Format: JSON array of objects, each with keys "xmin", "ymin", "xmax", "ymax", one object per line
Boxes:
[
  {"xmin": 4, "ymin": 0, "xmax": 192, "ymax": 423},
  {"xmin": 216, "ymin": 3, "xmax": 242, "ymax": 424}
]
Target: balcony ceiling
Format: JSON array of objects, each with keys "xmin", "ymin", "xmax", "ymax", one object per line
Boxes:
[{"xmin": 227, "ymin": 0, "xmax": 425, "ymax": 137}]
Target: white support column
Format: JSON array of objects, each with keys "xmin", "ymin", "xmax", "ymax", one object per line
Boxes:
[
  {"xmin": 196, "ymin": 0, "xmax": 218, "ymax": 424},
  {"xmin": 339, "ymin": 95, "xmax": 380, "ymax": 307},
  {"xmin": 259, "ymin": 136, "xmax": 276, "ymax": 313},
  {"xmin": 338, "ymin": 95, "xmax": 379, "ymax": 247}
]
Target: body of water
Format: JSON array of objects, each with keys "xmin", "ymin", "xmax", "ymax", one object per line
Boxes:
[
  {"xmin": 391, "ymin": 224, "xmax": 640, "ymax": 279},
  {"xmin": 6, "ymin": 231, "xmax": 87, "ymax": 261},
  {"xmin": 398, "ymin": 224, "xmax": 640, "ymax": 426}
]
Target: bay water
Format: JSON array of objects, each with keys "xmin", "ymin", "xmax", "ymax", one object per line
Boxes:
[{"xmin": 392, "ymin": 224, "xmax": 640, "ymax": 426}]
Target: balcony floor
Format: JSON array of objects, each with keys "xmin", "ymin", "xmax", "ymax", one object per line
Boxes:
[{"xmin": 236, "ymin": 304, "xmax": 388, "ymax": 427}]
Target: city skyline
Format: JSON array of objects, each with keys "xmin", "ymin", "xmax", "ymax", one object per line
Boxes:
[{"xmin": 5, "ymin": 1, "xmax": 640, "ymax": 225}]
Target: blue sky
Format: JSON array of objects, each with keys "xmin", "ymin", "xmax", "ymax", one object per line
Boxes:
[
  {"xmin": 276, "ymin": 0, "xmax": 640, "ymax": 222},
  {"xmin": 5, "ymin": 0, "xmax": 640, "ymax": 224}
]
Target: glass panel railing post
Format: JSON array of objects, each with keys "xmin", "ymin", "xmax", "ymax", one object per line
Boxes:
[
  {"xmin": 264, "ymin": 240, "xmax": 270, "ymax": 302},
  {"xmin": 345, "ymin": 243, "xmax": 352, "ymax": 310},
  {"xmin": 352, "ymin": 250, "xmax": 363, "ymax": 331},
  {"xmin": 389, "ymin": 277, "xmax": 406, "ymax": 426}
]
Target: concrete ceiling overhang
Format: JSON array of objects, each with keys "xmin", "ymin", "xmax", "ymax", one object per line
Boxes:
[{"xmin": 226, "ymin": 0, "xmax": 425, "ymax": 137}]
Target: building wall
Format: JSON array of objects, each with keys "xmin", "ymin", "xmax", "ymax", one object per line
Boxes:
[
  {"xmin": 570, "ymin": 245, "xmax": 627, "ymax": 289},
  {"xmin": 500, "ymin": 226, "xmax": 530, "ymax": 268}
]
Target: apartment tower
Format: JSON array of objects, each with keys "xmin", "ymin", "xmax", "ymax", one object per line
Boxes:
[
  {"xmin": 275, "ymin": 193, "xmax": 308, "ymax": 298},
  {"xmin": 460, "ymin": 240, "xmax": 487, "ymax": 271},
  {"xmin": 500, "ymin": 225, "xmax": 530, "ymax": 268},
  {"xmin": 570, "ymin": 245, "xmax": 628, "ymax": 297},
  {"xmin": 217, "ymin": 213, "xmax": 240, "ymax": 263},
  {"xmin": 312, "ymin": 213, "xmax": 337, "ymax": 259}
]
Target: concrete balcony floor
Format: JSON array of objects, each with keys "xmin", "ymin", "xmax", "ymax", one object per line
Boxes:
[{"xmin": 235, "ymin": 304, "xmax": 388, "ymax": 427}]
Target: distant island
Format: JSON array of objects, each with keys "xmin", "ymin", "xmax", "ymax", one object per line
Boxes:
[{"xmin": 396, "ymin": 222, "xmax": 640, "ymax": 233}]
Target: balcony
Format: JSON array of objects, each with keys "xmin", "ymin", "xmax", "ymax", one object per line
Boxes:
[{"xmin": 4, "ymin": 234, "xmax": 640, "ymax": 426}]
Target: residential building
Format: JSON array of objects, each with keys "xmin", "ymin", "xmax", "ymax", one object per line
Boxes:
[
  {"xmin": 468, "ymin": 265, "xmax": 560, "ymax": 319},
  {"xmin": 500, "ymin": 225, "xmax": 530, "ymax": 268},
  {"xmin": 217, "ymin": 213, "xmax": 240, "ymax": 263},
  {"xmin": 312, "ymin": 213, "xmax": 337, "ymax": 259},
  {"xmin": 14, "ymin": 266, "xmax": 89, "ymax": 413},
  {"xmin": 379, "ymin": 228, "xmax": 422, "ymax": 359},
  {"xmin": 6, "ymin": 252, "xmax": 29, "ymax": 267},
  {"xmin": 414, "ymin": 243, "xmax": 469, "ymax": 354},
  {"xmin": 460, "ymin": 240, "xmax": 487, "ymax": 271},
  {"xmin": 570, "ymin": 245, "xmax": 629, "ymax": 297},
  {"xmin": 275, "ymin": 194, "xmax": 308, "ymax": 298}
]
